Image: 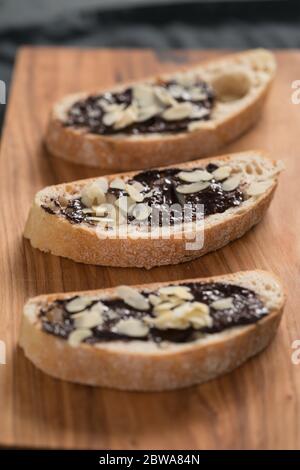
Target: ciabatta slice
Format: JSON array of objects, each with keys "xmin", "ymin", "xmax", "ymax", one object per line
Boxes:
[
  {"xmin": 24, "ymin": 150, "xmax": 283, "ymax": 269},
  {"xmin": 19, "ymin": 270, "xmax": 285, "ymax": 391},
  {"xmin": 46, "ymin": 49, "xmax": 276, "ymax": 171}
]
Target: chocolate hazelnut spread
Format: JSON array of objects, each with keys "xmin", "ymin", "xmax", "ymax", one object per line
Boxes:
[
  {"xmin": 64, "ymin": 80, "xmax": 214, "ymax": 135},
  {"xmin": 39, "ymin": 282, "xmax": 268, "ymax": 345},
  {"xmin": 41, "ymin": 163, "xmax": 244, "ymax": 227}
]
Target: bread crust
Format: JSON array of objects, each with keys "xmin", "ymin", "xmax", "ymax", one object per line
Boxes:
[
  {"xmin": 19, "ymin": 271, "xmax": 285, "ymax": 391},
  {"xmin": 45, "ymin": 49, "xmax": 276, "ymax": 171},
  {"xmin": 24, "ymin": 151, "xmax": 281, "ymax": 269}
]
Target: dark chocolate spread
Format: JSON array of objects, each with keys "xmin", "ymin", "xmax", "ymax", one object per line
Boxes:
[
  {"xmin": 39, "ymin": 282, "xmax": 268, "ymax": 345},
  {"xmin": 41, "ymin": 163, "xmax": 244, "ymax": 227},
  {"xmin": 64, "ymin": 80, "xmax": 214, "ymax": 135}
]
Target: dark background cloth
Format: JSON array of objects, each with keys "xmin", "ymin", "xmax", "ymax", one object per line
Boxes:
[{"xmin": 1, "ymin": 0, "xmax": 300, "ymax": 130}]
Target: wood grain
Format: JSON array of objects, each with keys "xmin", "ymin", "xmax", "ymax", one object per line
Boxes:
[{"xmin": 0, "ymin": 48, "xmax": 300, "ymax": 449}]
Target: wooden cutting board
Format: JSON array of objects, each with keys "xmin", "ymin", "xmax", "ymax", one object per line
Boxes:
[{"xmin": 0, "ymin": 48, "xmax": 300, "ymax": 450}]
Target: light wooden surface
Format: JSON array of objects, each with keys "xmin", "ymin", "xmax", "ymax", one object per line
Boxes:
[{"xmin": 0, "ymin": 48, "xmax": 299, "ymax": 450}]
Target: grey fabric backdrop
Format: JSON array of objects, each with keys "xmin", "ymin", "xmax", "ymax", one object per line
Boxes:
[{"xmin": 0, "ymin": 0, "xmax": 299, "ymax": 129}]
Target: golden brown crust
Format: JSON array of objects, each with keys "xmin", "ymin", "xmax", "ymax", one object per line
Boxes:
[
  {"xmin": 19, "ymin": 271, "xmax": 285, "ymax": 391},
  {"xmin": 45, "ymin": 49, "xmax": 276, "ymax": 171},
  {"xmin": 24, "ymin": 151, "xmax": 281, "ymax": 269}
]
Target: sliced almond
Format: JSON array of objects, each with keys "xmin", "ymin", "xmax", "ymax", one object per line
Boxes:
[
  {"xmin": 132, "ymin": 203, "xmax": 151, "ymax": 221},
  {"xmin": 211, "ymin": 297, "xmax": 234, "ymax": 310},
  {"xmin": 103, "ymin": 109, "xmax": 123, "ymax": 127},
  {"xmin": 99, "ymin": 100, "xmax": 125, "ymax": 113},
  {"xmin": 136, "ymin": 105, "xmax": 160, "ymax": 122},
  {"xmin": 189, "ymin": 87, "xmax": 207, "ymax": 101},
  {"xmin": 116, "ymin": 285, "xmax": 150, "ymax": 311},
  {"xmin": 212, "ymin": 165, "xmax": 232, "ymax": 181},
  {"xmin": 114, "ymin": 106, "xmax": 137, "ymax": 130},
  {"xmin": 68, "ymin": 328, "xmax": 91, "ymax": 347},
  {"xmin": 190, "ymin": 107, "xmax": 210, "ymax": 119},
  {"xmin": 65, "ymin": 296, "xmax": 92, "ymax": 313},
  {"xmin": 154, "ymin": 86, "xmax": 176, "ymax": 106},
  {"xmin": 148, "ymin": 300, "xmax": 211, "ymax": 330},
  {"xmin": 96, "ymin": 178, "xmax": 108, "ymax": 193},
  {"xmin": 114, "ymin": 195, "xmax": 135, "ymax": 214},
  {"xmin": 177, "ymin": 169, "xmax": 213, "ymax": 183},
  {"xmin": 146, "ymin": 312, "xmax": 187, "ymax": 330},
  {"xmin": 176, "ymin": 73, "xmax": 196, "ymax": 88},
  {"xmin": 154, "ymin": 300, "xmax": 182, "ymax": 313},
  {"xmin": 132, "ymin": 84, "xmax": 155, "ymax": 107},
  {"xmin": 246, "ymin": 180, "xmax": 273, "ymax": 196},
  {"xmin": 86, "ymin": 216, "xmax": 115, "ymax": 224},
  {"xmin": 126, "ymin": 183, "xmax": 144, "ymax": 202},
  {"xmin": 132, "ymin": 181, "xmax": 146, "ymax": 192},
  {"xmin": 92, "ymin": 205, "xmax": 108, "ymax": 217},
  {"xmin": 110, "ymin": 177, "xmax": 126, "ymax": 190},
  {"xmin": 158, "ymin": 285, "xmax": 193, "ymax": 300},
  {"xmin": 115, "ymin": 207, "xmax": 127, "ymax": 225},
  {"xmin": 172, "ymin": 302, "xmax": 197, "ymax": 318},
  {"xmin": 113, "ymin": 318, "xmax": 149, "ymax": 338},
  {"xmin": 81, "ymin": 180, "xmax": 108, "ymax": 207},
  {"xmin": 73, "ymin": 308, "xmax": 103, "ymax": 329},
  {"xmin": 176, "ymin": 181, "xmax": 211, "ymax": 194},
  {"xmin": 222, "ymin": 174, "xmax": 241, "ymax": 192},
  {"xmin": 162, "ymin": 102, "xmax": 193, "ymax": 121},
  {"xmin": 148, "ymin": 294, "xmax": 162, "ymax": 306},
  {"xmin": 168, "ymin": 84, "xmax": 184, "ymax": 98},
  {"xmin": 188, "ymin": 121, "xmax": 207, "ymax": 132}
]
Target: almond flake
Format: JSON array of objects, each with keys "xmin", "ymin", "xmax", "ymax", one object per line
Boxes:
[
  {"xmin": 68, "ymin": 329, "xmax": 91, "ymax": 347},
  {"xmin": 110, "ymin": 178, "xmax": 126, "ymax": 190},
  {"xmin": 154, "ymin": 86, "xmax": 177, "ymax": 106},
  {"xmin": 212, "ymin": 166, "xmax": 232, "ymax": 181},
  {"xmin": 73, "ymin": 308, "xmax": 103, "ymax": 329},
  {"xmin": 132, "ymin": 181, "xmax": 146, "ymax": 192},
  {"xmin": 65, "ymin": 296, "xmax": 92, "ymax": 313},
  {"xmin": 176, "ymin": 73, "xmax": 196, "ymax": 88},
  {"xmin": 113, "ymin": 107, "xmax": 137, "ymax": 130},
  {"xmin": 136, "ymin": 105, "xmax": 160, "ymax": 122},
  {"xmin": 148, "ymin": 300, "xmax": 211, "ymax": 330},
  {"xmin": 148, "ymin": 294, "xmax": 162, "ymax": 306},
  {"xmin": 114, "ymin": 195, "xmax": 135, "ymax": 214},
  {"xmin": 132, "ymin": 203, "xmax": 151, "ymax": 221},
  {"xmin": 176, "ymin": 181, "xmax": 211, "ymax": 194},
  {"xmin": 86, "ymin": 216, "xmax": 115, "ymax": 224},
  {"xmin": 132, "ymin": 84, "xmax": 155, "ymax": 108},
  {"xmin": 126, "ymin": 184, "xmax": 144, "ymax": 202},
  {"xmin": 175, "ymin": 301, "xmax": 211, "ymax": 326},
  {"xmin": 158, "ymin": 285, "xmax": 193, "ymax": 300},
  {"xmin": 177, "ymin": 169, "xmax": 213, "ymax": 183},
  {"xmin": 246, "ymin": 180, "xmax": 273, "ymax": 196},
  {"xmin": 99, "ymin": 101, "xmax": 125, "ymax": 113},
  {"xmin": 92, "ymin": 205, "xmax": 108, "ymax": 216},
  {"xmin": 190, "ymin": 107, "xmax": 210, "ymax": 119},
  {"xmin": 189, "ymin": 87, "xmax": 207, "ymax": 101},
  {"xmin": 154, "ymin": 300, "xmax": 182, "ymax": 313},
  {"xmin": 222, "ymin": 174, "xmax": 241, "ymax": 192},
  {"xmin": 211, "ymin": 297, "xmax": 234, "ymax": 310},
  {"xmin": 103, "ymin": 109, "xmax": 123, "ymax": 127},
  {"xmin": 113, "ymin": 318, "xmax": 149, "ymax": 338},
  {"xmin": 116, "ymin": 285, "xmax": 150, "ymax": 311},
  {"xmin": 162, "ymin": 102, "xmax": 194, "ymax": 121},
  {"xmin": 145, "ymin": 312, "xmax": 186, "ymax": 330},
  {"xmin": 168, "ymin": 84, "xmax": 184, "ymax": 98},
  {"xmin": 188, "ymin": 121, "xmax": 207, "ymax": 132},
  {"xmin": 81, "ymin": 179, "xmax": 108, "ymax": 207}
]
